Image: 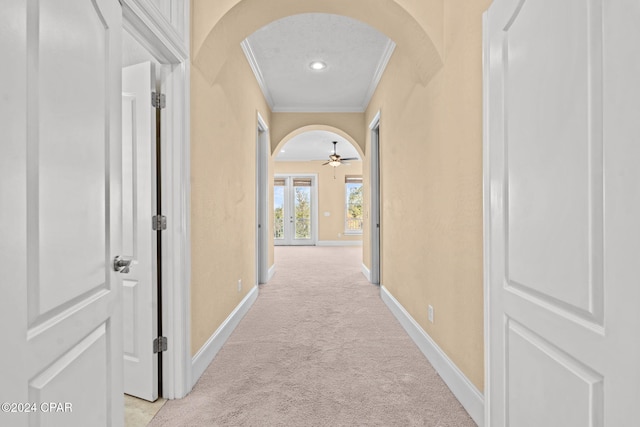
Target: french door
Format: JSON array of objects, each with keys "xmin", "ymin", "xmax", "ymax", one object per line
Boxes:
[{"xmin": 274, "ymin": 175, "xmax": 317, "ymax": 246}]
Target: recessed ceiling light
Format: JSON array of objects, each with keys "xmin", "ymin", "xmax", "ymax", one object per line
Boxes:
[
  {"xmin": 309, "ymin": 61, "xmax": 326, "ymax": 71},
  {"xmin": 280, "ymin": 149, "xmax": 286, "ymax": 153}
]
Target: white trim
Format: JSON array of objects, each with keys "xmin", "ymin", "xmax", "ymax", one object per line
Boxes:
[
  {"xmin": 360, "ymin": 40, "xmax": 396, "ymax": 110},
  {"xmin": 241, "ymin": 39, "xmax": 276, "ymax": 109},
  {"xmin": 267, "ymin": 264, "xmax": 276, "ymax": 282},
  {"xmin": 191, "ymin": 285, "xmax": 259, "ymax": 387},
  {"xmin": 369, "ymin": 110, "xmax": 382, "ymax": 130},
  {"xmin": 256, "ymin": 112, "xmax": 270, "ymax": 284},
  {"xmin": 361, "ymin": 263, "xmax": 371, "ymax": 281},
  {"xmin": 316, "ymin": 240, "xmax": 362, "ymax": 247},
  {"xmin": 380, "ymin": 286, "xmax": 484, "ymax": 426},
  {"xmin": 482, "ymin": 10, "xmax": 492, "ymax": 427},
  {"xmin": 121, "ymin": 0, "xmax": 188, "ymax": 63},
  {"xmin": 271, "ymin": 106, "xmax": 367, "ymax": 113},
  {"xmin": 163, "ymin": 58, "xmax": 192, "ymax": 399},
  {"xmin": 368, "ymin": 111, "xmax": 381, "ymax": 285},
  {"xmin": 122, "ymin": 0, "xmax": 191, "ymax": 399}
]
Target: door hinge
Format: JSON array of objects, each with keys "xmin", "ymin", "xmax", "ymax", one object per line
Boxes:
[
  {"xmin": 152, "ymin": 215, "xmax": 167, "ymax": 231},
  {"xmin": 153, "ymin": 336, "xmax": 168, "ymax": 353},
  {"xmin": 151, "ymin": 92, "xmax": 166, "ymax": 109}
]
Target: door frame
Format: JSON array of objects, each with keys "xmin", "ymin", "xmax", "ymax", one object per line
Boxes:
[
  {"xmin": 122, "ymin": 0, "xmax": 192, "ymax": 399},
  {"xmin": 482, "ymin": 11, "xmax": 491, "ymax": 425},
  {"xmin": 369, "ymin": 111, "xmax": 381, "ymax": 285},
  {"xmin": 256, "ymin": 112, "xmax": 269, "ymax": 283},
  {"xmin": 274, "ymin": 174, "xmax": 319, "ymax": 246}
]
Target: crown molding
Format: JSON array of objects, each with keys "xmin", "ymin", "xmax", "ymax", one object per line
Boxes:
[
  {"xmin": 361, "ymin": 39, "xmax": 396, "ymax": 110},
  {"xmin": 271, "ymin": 106, "xmax": 366, "ymax": 113},
  {"xmin": 240, "ymin": 39, "xmax": 275, "ymax": 109}
]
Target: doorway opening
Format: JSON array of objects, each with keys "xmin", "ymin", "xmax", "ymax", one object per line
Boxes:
[
  {"xmin": 256, "ymin": 113, "xmax": 269, "ymax": 283},
  {"xmin": 369, "ymin": 112, "xmax": 381, "ymax": 285},
  {"xmin": 121, "ymin": 28, "xmax": 164, "ymax": 403}
]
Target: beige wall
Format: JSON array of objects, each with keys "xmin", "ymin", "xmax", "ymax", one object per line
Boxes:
[
  {"xmin": 190, "ymin": 0, "xmax": 490, "ymax": 391},
  {"xmin": 270, "ymin": 113, "xmax": 366, "ymax": 155},
  {"xmin": 190, "ymin": 34, "xmax": 271, "ymax": 355},
  {"xmin": 274, "ymin": 161, "xmax": 363, "ymax": 243},
  {"xmin": 363, "ymin": 0, "xmax": 491, "ymax": 390}
]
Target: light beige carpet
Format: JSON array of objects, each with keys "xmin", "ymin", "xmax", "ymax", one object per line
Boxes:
[{"xmin": 150, "ymin": 246, "xmax": 475, "ymax": 426}]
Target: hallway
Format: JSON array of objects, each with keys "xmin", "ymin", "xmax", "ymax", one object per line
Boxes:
[{"xmin": 150, "ymin": 247, "xmax": 474, "ymax": 426}]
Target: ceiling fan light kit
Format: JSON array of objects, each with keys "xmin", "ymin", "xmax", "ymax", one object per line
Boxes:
[{"xmin": 322, "ymin": 141, "xmax": 358, "ymax": 168}]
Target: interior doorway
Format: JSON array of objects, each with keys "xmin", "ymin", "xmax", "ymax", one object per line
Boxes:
[
  {"xmin": 369, "ymin": 112, "xmax": 381, "ymax": 285},
  {"xmin": 122, "ymin": 0, "xmax": 191, "ymax": 402},
  {"xmin": 121, "ymin": 30, "xmax": 163, "ymax": 402},
  {"xmin": 256, "ymin": 114, "xmax": 269, "ymax": 283}
]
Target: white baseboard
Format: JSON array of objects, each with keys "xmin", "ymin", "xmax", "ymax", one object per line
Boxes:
[
  {"xmin": 267, "ymin": 264, "xmax": 276, "ymax": 282},
  {"xmin": 380, "ymin": 285, "xmax": 484, "ymax": 426},
  {"xmin": 191, "ymin": 285, "xmax": 259, "ymax": 387},
  {"xmin": 316, "ymin": 240, "xmax": 363, "ymax": 247},
  {"xmin": 362, "ymin": 263, "xmax": 371, "ymax": 281}
]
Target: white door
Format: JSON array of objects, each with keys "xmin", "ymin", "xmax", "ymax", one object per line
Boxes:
[
  {"xmin": 274, "ymin": 175, "xmax": 316, "ymax": 246},
  {"xmin": 485, "ymin": 1, "xmax": 640, "ymax": 426},
  {"xmin": 0, "ymin": 1, "xmax": 124, "ymax": 426},
  {"xmin": 122, "ymin": 62, "xmax": 158, "ymax": 401}
]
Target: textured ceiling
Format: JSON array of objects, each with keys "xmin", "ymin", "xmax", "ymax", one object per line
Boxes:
[
  {"xmin": 276, "ymin": 131, "xmax": 361, "ymax": 162},
  {"xmin": 242, "ymin": 13, "xmax": 395, "ymax": 113}
]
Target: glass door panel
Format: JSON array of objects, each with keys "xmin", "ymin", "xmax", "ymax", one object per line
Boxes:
[
  {"xmin": 293, "ymin": 178, "xmax": 312, "ymax": 241},
  {"xmin": 274, "ymin": 178, "xmax": 286, "ymax": 241}
]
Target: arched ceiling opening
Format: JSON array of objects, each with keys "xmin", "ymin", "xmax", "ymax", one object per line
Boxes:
[
  {"xmin": 276, "ymin": 130, "xmax": 361, "ymax": 162},
  {"xmin": 274, "ymin": 125, "xmax": 364, "ymax": 160},
  {"xmin": 192, "ymin": 0, "xmax": 443, "ymax": 88}
]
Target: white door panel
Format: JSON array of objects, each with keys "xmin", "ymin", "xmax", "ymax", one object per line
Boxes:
[
  {"xmin": 122, "ymin": 62, "xmax": 158, "ymax": 401},
  {"xmin": 485, "ymin": 0, "xmax": 640, "ymax": 425},
  {"xmin": 0, "ymin": 0, "xmax": 123, "ymax": 425}
]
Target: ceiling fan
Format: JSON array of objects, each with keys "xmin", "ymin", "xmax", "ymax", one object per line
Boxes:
[{"xmin": 322, "ymin": 141, "xmax": 358, "ymax": 167}]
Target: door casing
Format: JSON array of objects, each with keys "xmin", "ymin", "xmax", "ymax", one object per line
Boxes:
[
  {"xmin": 256, "ymin": 113, "xmax": 269, "ymax": 284},
  {"xmin": 369, "ymin": 111, "xmax": 381, "ymax": 285},
  {"xmin": 121, "ymin": 0, "xmax": 192, "ymax": 399}
]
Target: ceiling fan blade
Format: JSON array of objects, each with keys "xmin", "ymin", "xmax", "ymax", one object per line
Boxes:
[
  {"xmin": 322, "ymin": 161, "xmax": 330, "ymax": 165},
  {"xmin": 341, "ymin": 157, "xmax": 359, "ymax": 161}
]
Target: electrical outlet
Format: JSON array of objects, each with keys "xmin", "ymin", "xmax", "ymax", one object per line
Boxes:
[
  {"xmin": 338, "ymin": 232, "xmax": 342, "ymax": 238},
  {"xmin": 428, "ymin": 305, "xmax": 434, "ymax": 323},
  {"xmin": 238, "ymin": 279, "xmax": 242, "ymax": 292}
]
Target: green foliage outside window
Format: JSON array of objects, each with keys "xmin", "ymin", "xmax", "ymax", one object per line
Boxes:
[{"xmin": 346, "ymin": 182, "xmax": 363, "ymax": 232}]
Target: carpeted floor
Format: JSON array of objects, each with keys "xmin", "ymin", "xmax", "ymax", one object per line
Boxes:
[{"xmin": 149, "ymin": 246, "xmax": 475, "ymax": 426}]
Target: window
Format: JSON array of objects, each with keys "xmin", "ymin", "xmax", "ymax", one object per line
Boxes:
[{"xmin": 345, "ymin": 175, "xmax": 363, "ymax": 233}]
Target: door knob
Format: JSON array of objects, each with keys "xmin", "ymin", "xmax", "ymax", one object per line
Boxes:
[{"xmin": 113, "ymin": 256, "xmax": 132, "ymax": 274}]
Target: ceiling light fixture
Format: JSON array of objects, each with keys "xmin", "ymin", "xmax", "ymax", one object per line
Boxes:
[{"xmin": 309, "ymin": 61, "xmax": 326, "ymax": 71}]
